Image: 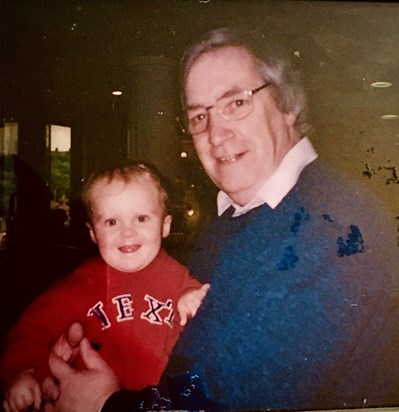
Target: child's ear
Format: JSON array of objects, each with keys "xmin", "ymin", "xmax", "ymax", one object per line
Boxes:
[
  {"xmin": 162, "ymin": 215, "xmax": 172, "ymax": 238},
  {"xmin": 86, "ymin": 222, "xmax": 98, "ymax": 244}
]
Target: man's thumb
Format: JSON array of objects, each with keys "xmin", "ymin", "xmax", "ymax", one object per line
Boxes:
[{"xmin": 67, "ymin": 322, "xmax": 84, "ymax": 348}]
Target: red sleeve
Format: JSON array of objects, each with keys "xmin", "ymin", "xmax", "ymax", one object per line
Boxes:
[
  {"xmin": 0, "ymin": 258, "xmax": 104, "ymax": 390},
  {"xmin": 152, "ymin": 251, "xmax": 203, "ymax": 380},
  {"xmin": 177, "ymin": 267, "xmax": 203, "ymax": 295},
  {"xmin": 159, "ymin": 250, "xmax": 202, "ymax": 296}
]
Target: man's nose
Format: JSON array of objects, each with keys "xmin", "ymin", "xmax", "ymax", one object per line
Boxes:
[{"xmin": 207, "ymin": 111, "xmax": 233, "ymax": 146}]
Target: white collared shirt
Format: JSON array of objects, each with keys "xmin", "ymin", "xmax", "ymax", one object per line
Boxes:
[{"xmin": 217, "ymin": 137, "xmax": 318, "ymax": 217}]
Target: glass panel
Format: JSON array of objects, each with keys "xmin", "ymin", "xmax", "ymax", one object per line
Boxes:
[
  {"xmin": 0, "ymin": 122, "xmax": 18, "ymax": 247},
  {"xmin": 49, "ymin": 124, "xmax": 71, "ymax": 209},
  {"xmin": 49, "ymin": 125, "xmax": 71, "ymax": 244}
]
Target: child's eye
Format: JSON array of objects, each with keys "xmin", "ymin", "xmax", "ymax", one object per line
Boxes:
[
  {"xmin": 105, "ymin": 218, "xmax": 117, "ymax": 226},
  {"xmin": 138, "ymin": 215, "xmax": 148, "ymax": 223}
]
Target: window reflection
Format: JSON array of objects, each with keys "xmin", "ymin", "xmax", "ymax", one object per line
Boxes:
[
  {"xmin": 49, "ymin": 125, "xmax": 71, "ymax": 243},
  {"xmin": 0, "ymin": 122, "xmax": 18, "ymax": 248}
]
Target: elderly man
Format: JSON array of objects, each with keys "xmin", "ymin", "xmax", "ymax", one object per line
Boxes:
[{"xmin": 45, "ymin": 27, "xmax": 399, "ymax": 411}]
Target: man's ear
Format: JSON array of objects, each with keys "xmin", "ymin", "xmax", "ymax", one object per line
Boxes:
[
  {"xmin": 284, "ymin": 110, "xmax": 298, "ymax": 127},
  {"xmin": 86, "ymin": 222, "xmax": 98, "ymax": 244},
  {"xmin": 162, "ymin": 215, "xmax": 172, "ymax": 238}
]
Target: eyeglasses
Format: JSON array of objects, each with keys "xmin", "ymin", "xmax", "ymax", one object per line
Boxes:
[{"xmin": 182, "ymin": 82, "xmax": 271, "ymax": 136}]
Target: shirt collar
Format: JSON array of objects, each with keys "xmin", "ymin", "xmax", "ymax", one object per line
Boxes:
[{"xmin": 217, "ymin": 137, "xmax": 318, "ymax": 216}]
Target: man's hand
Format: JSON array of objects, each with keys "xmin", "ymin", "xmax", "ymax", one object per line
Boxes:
[
  {"xmin": 52, "ymin": 322, "xmax": 85, "ymax": 361},
  {"xmin": 48, "ymin": 337, "xmax": 121, "ymax": 412},
  {"xmin": 41, "ymin": 322, "xmax": 85, "ymax": 403},
  {"xmin": 178, "ymin": 283, "xmax": 210, "ymax": 326}
]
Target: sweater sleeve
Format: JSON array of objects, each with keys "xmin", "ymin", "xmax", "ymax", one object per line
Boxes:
[
  {"xmin": 160, "ymin": 249, "xmax": 202, "ymax": 295},
  {"xmin": 144, "ymin": 253, "xmax": 203, "ymax": 386},
  {"xmin": 177, "ymin": 268, "xmax": 202, "ymax": 295},
  {"xmin": 100, "ymin": 374, "xmax": 224, "ymax": 411},
  {"xmin": 101, "ymin": 390, "xmax": 143, "ymax": 412},
  {"xmin": 0, "ymin": 260, "xmax": 102, "ymax": 391}
]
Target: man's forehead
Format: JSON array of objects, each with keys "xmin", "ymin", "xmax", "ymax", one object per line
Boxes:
[
  {"xmin": 187, "ymin": 46, "xmax": 254, "ymax": 79},
  {"xmin": 185, "ymin": 46, "xmax": 261, "ymax": 103}
]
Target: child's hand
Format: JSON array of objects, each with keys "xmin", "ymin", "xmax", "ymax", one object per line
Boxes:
[
  {"xmin": 177, "ymin": 283, "xmax": 210, "ymax": 326},
  {"xmin": 3, "ymin": 369, "xmax": 41, "ymax": 412}
]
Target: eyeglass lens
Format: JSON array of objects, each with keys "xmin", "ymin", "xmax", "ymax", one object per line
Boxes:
[
  {"xmin": 185, "ymin": 82, "xmax": 270, "ymax": 135},
  {"xmin": 187, "ymin": 91, "xmax": 254, "ymax": 135}
]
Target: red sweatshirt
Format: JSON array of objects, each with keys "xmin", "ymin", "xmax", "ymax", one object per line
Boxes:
[{"xmin": 0, "ymin": 249, "xmax": 201, "ymax": 391}]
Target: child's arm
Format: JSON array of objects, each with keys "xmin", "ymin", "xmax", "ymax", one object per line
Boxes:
[
  {"xmin": 177, "ymin": 283, "xmax": 210, "ymax": 326},
  {"xmin": 3, "ymin": 368, "xmax": 41, "ymax": 412}
]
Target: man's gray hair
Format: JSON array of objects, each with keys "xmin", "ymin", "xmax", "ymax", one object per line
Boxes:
[{"xmin": 180, "ymin": 27, "xmax": 310, "ymax": 136}]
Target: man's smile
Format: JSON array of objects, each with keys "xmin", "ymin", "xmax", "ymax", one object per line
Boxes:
[{"xmin": 217, "ymin": 152, "xmax": 246, "ymax": 164}]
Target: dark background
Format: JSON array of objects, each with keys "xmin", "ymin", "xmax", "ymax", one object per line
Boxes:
[{"xmin": 1, "ymin": 0, "xmax": 398, "ymax": 361}]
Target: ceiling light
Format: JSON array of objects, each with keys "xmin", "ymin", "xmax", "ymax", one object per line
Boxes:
[
  {"xmin": 381, "ymin": 114, "xmax": 398, "ymax": 120},
  {"xmin": 112, "ymin": 90, "xmax": 122, "ymax": 96},
  {"xmin": 370, "ymin": 81, "xmax": 392, "ymax": 88}
]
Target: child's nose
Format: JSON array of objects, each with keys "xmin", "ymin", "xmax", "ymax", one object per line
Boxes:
[{"xmin": 122, "ymin": 224, "xmax": 136, "ymax": 237}]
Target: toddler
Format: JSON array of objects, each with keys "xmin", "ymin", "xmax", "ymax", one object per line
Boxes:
[{"xmin": 1, "ymin": 161, "xmax": 209, "ymax": 412}]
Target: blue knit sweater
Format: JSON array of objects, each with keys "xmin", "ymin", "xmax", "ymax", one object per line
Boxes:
[{"xmin": 171, "ymin": 160, "xmax": 399, "ymax": 410}]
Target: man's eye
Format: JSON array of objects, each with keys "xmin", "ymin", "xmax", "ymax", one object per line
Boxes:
[
  {"xmin": 138, "ymin": 215, "xmax": 148, "ymax": 223},
  {"xmin": 228, "ymin": 98, "xmax": 248, "ymax": 111},
  {"xmin": 234, "ymin": 99, "xmax": 245, "ymax": 107},
  {"xmin": 189, "ymin": 112, "xmax": 207, "ymax": 126},
  {"xmin": 105, "ymin": 219, "xmax": 117, "ymax": 226}
]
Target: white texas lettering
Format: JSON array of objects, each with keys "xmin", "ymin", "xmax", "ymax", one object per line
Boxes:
[
  {"xmin": 141, "ymin": 294, "xmax": 174, "ymax": 327},
  {"xmin": 87, "ymin": 294, "xmax": 174, "ymax": 329},
  {"xmin": 112, "ymin": 294, "xmax": 134, "ymax": 322}
]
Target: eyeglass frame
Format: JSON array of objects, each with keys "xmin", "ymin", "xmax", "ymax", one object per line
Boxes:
[{"xmin": 179, "ymin": 81, "xmax": 272, "ymax": 136}]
